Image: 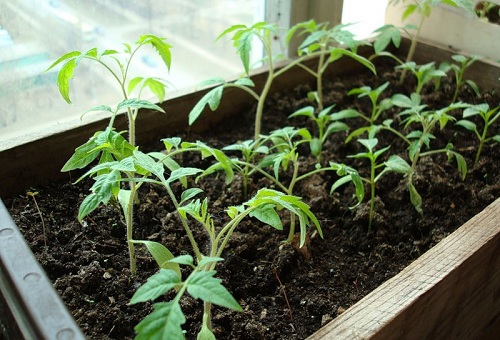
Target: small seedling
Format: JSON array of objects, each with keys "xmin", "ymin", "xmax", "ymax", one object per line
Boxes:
[
  {"xmin": 27, "ymin": 191, "xmax": 47, "ymax": 248},
  {"xmin": 395, "ymin": 61, "xmax": 448, "ymax": 94},
  {"xmin": 344, "ymin": 81, "xmax": 393, "ymax": 125},
  {"xmin": 288, "ymin": 105, "xmax": 349, "ymax": 159},
  {"xmin": 286, "ymin": 20, "xmax": 373, "ymax": 111},
  {"xmin": 456, "ymin": 103, "xmax": 500, "ymax": 168},
  {"xmin": 129, "ymin": 183, "xmax": 320, "ymax": 338},
  {"xmin": 388, "ymin": 0, "xmax": 475, "ymax": 83},
  {"xmin": 189, "ymin": 21, "xmax": 375, "ymax": 141},
  {"xmin": 391, "ymin": 92, "xmax": 468, "ymax": 213},
  {"xmin": 206, "ymin": 126, "xmax": 364, "ymax": 243},
  {"xmin": 47, "ymin": 35, "xmax": 172, "ymax": 276},
  {"xmin": 331, "ymin": 138, "xmax": 412, "ymax": 230},
  {"xmin": 447, "ymin": 54, "xmax": 481, "ymax": 103}
]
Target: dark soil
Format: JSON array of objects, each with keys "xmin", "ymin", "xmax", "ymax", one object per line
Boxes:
[{"xmin": 5, "ymin": 63, "xmax": 500, "ymax": 339}]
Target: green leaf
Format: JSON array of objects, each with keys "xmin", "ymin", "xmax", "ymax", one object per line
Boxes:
[
  {"xmin": 117, "ymin": 189, "xmax": 132, "ymax": 226},
  {"xmin": 310, "ymin": 138, "xmax": 322, "ymax": 157},
  {"xmin": 132, "ymin": 241, "xmax": 181, "ymax": 279},
  {"xmin": 78, "ymin": 193, "xmax": 102, "ymax": 222},
  {"xmin": 289, "ymin": 106, "xmax": 315, "ymax": 119},
  {"xmin": 249, "ymin": 204, "xmax": 282, "ymax": 230},
  {"xmin": 180, "ymin": 188, "xmax": 204, "ymax": 205},
  {"xmin": 385, "ymin": 155, "xmax": 412, "ymax": 174},
  {"xmin": 134, "ymin": 151, "xmax": 165, "ymax": 181},
  {"xmin": 134, "ymin": 302, "xmax": 185, "ymax": 340},
  {"xmin": 373, "ymin": 24, "xmax": 401, "ymax": 54},
  {"xmin": 169, "ymin": 254, "xmax": 194, "ymax": 266},
  {"xmin": 131, "ymin": 269, "xmax": 181, "ymax": 304},
  {"xmin": 57, "ymin": 58, "xmax": 77, "ymax": 103},
  {"xmin": 138, "ymin": 34, "xmax": 172, "ymax": 70},
  {"xmin": 455, "ymin": 120, "xmax": 477, "ymax": 133},
  {"xmin": 116, "ymin": 98, "xmax": 165, "ymax": 113},
  {"xmin": 187, "ymin": 271, "xmax": 242, "ymax": 311},
  {"xmin": 198, "ymin": 324, "xmax": 216, "ymax": 340},
  {"xmin": 61, "ymin": 132, "xmax": 102, "ymax": 171},
  {"xmin": 235, "ymin": 77, "xmax": 255, "ymax": 87},
  {"xmin": 167, "ymin": 167, "xmax": 203, "ymax": 185},
  {"xmin": 198, "ymin": 256, "xmax": 224, "ymax": 267},
  {"xmin": 189, "ymin": 86, "xmax": 224, "ymax": 125},
  {"xmin": 44, "ymin": 50, "xmax": 81, "ymax": 72},
  {"xmin": 78, "ymin": 170, "xmax": 120, "ymax": 221}
]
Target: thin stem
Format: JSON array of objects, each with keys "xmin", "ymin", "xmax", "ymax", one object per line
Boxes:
[
  {"xmin": 164, "ymin": 183, "xmax": 203, "ymax": 262},
  {"xmin": 316, "ymin": 47, "xmax": 326, "ymax": 111},
  {"xmin": 368, "ymin": 157, "xmax": 376, "ymax": 231},
  {"xmin": 399, "ymin": 14, "xmax": 425, "ymax": 84},
  {"xmin": 126, "ymin": 181, "xmax": 137, "ymax": 275},
  {"xmin": 285, "ymin": 156, "xmax": 299, "ymax": 243}
]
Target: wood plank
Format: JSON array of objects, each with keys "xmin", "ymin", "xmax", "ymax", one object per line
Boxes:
[{"xmin": 308, "ymin": 198, "xmax": 500, "ymax": 339}]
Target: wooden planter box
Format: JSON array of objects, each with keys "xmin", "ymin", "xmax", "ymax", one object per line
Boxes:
[{"xmin": 1, "ymin": 38, "xmax": 499, "ymax": 339}]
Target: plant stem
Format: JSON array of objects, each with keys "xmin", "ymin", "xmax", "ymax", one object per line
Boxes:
[
  {"xmin": 316, "ymin": 47, "xmax": 326, "ymax": 111},
  {"xmin": 254, "ymin": 66, "xmax": 274, "ymax": 140},
  {"xmin": 165, "ymin": 184, "xmax": 203, "ymax": 262},
  {"xmin": 285, "ymin": 155, "xmax": 299, "ymax": 243},
  {"xmin": 126, "ymin": 181, "xmax": 137, "ymax": 276},
  {"xmin": 368, "ymin": 158, "xmax": 376, "ymax": 231},
  {"xmin": 399, "ymin": 14, "xmax": 425, "ymax": 84}
]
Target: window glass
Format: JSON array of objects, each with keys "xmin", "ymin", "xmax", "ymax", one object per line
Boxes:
[{"xmin": 0, "ymin": 0, "xmax": 264, "ymax": 142}]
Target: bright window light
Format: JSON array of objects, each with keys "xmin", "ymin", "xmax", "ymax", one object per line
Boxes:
[
  {"xmin": 342, "ymin": 0, "xmax": 389, "ymax": 38},
  {"xmin": 0, "ymin": 0, "xmax": 263, "ymax": 143}
]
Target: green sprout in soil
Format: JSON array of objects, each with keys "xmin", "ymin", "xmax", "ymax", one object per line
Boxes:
[
  {"xmin": 286, "ymin": 20, "xmax": 372, "ymax": 111},
  {"xmin": 395, "ymin": 61, "xmax": 448, "ymax": 94},
  {"xmin": 27, "ymin": 190, "xmax": 47, "ymax": 248},
  {"xmin": 388, "ymin": 0, "xmax": 475, "ymax": 83},
  {"xmin": 288, "ymin": 105, "xmax": 349, "ymax": 160},
  {"xmin": 47, "ymin": 34, "xmax": 172, "ymax": 276},
  {"xmin": 211, "ymin": 126, "xmax": 362, "ymax": 244},
  {"xmin": 331, "ymin": 138, "xmax": 412, "ymax": 230},
  {"xmin": 124, "ymin": 142, "xmax": 320, "ymax": 338},
  {"xmin": 391, "ymin": 93, "xmax": 468, "ymax": 213},
  {"xmin": 189, "ymin": 21, "xmax": 375, "ymax": 141},
  {"xmin": 446, "ymin": 54, "xmax": 481, "ymax": 103},
  {"xmin": 456, "ymin": 103, "xmax": 500, "ymax": 168}
]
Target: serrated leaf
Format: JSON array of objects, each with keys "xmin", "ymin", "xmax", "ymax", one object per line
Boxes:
[
  {"xmin": 235, "ymin": 77, "xmax": 254, "ymax": 87},
  {"xmin": 131, "ymin": 269, "xmax": 181, "ymax": 304},
  {"xmin": 189, "ymin": 86, "xmax": 224, "ymax": 125},
  {"xmin": 134, "ymin": 301, "xmax": 185, "ymax": 340},
  {"xmin": 134, "ymin": 150, "xmax": 165, "ymax": 181},
  {"xmin": 288, "ymin": 106, "xmax": 315, "ymax": 119},
  {"xmin": 180, "ymin": 188, "xmax": 204, "ymax": 205},
  {"xmin": 128, "ymin": 77, "xmax": 144, "ymax": 95},
  {"xmin": 117, "ymin": 98, "xmax": 165, "ymax": 113},
  {"xmin": 57, "ymin": 58, "xmax": 77, "ymax": 103},
  {"xmin": 169, "ymin": 254, "xmax": 194, "ymax": 266},
  {"xmin": 167, "ymin": 167, "xmax": 203, "ymax": 185},
  {"xmin": 197, "ymin": 256, "xmax": 224, "ymax": 267},
  {"xmin": 187, "ymin": 271, "xmax": 242, "ymax": 311},
  {"xmin": 78, "ymin": 193, "xmax": 102, "ymax": 222},
  {"xmin": 139, "ymin": 34, "xmax": 172, "ymax": 70},
  {"xmin": 61, "ymin": 133, "xmax": 102, "ymax": 171},
  {"xmin": 45, "ymin": 50, "xmax": 81, "ymax": 72}
]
